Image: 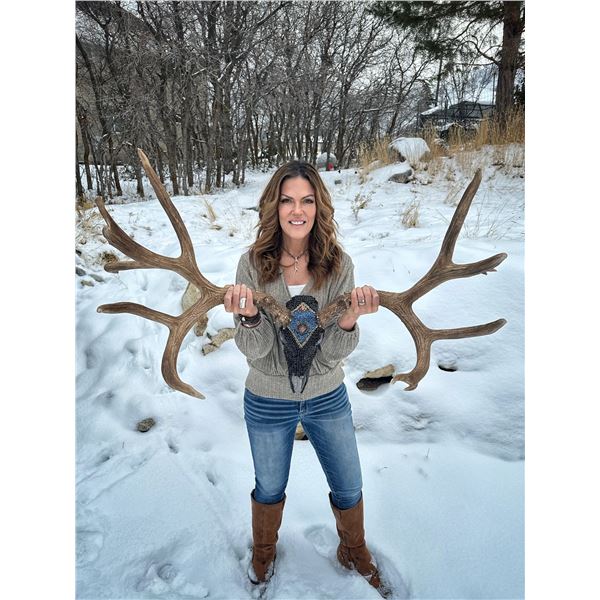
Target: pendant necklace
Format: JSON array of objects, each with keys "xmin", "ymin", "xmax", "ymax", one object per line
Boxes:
[{"xmin": 282, "ymin": 247, "xmax": 308, "ymax": 273}]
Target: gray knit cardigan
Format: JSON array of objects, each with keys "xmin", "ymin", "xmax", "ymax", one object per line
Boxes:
[{"xmin": 233, "ymin": 250, "xmax": 359, "ymax": 401}]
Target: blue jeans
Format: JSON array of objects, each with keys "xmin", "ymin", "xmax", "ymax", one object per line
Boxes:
[{"xmin": 243, "ymin": 383, "xmax": 363, "ymax": 510}]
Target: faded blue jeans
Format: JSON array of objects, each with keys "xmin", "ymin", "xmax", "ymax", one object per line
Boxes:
[{"xmin": 243, "ymin": 383, "xmax": 363, "ymax": 509}]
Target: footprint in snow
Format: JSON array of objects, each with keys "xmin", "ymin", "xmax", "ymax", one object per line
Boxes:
[
  {"xmin": 166, "ymin": 439, "xmax": 179, "ymax": 454},
  {"xmin": 76, "ymin": 529, "xmax": 104, "ymax": 566},
  {"xmin": 304, "ymin": 524, "xmax": 338, "ymax": 559},
  {"xmin": 136, "ymin": 562, "xmax": 209, "ymax": 597}
]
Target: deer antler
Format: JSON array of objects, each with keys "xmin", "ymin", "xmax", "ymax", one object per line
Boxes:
[
  {"xmin": 317, "ymin": 169, "xmax": 507, "ymax": 390},
  {"xmin": 96, "ymin": 148, "xmax": 289, "ymax": 398},
  {"xmin": 96, "ymin": 150, "xmax": 506, "ymax": 399}
]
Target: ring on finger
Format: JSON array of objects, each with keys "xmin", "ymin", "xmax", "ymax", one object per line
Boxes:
[
  {"xmin": 358, "ymin": 298, "xmax": 366, "ymax": 306},
  {"xmin": 239, "ymin": 297, "xmax": 247, "ymax": 309}
]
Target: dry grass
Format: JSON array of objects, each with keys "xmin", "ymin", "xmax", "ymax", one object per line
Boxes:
[
  {"xmin": 422, "ymin": 107, "xmax": 524, "ymax": 177},
  {"xmin": 421, "ymin": 123, "xmax": 449, "ymax": 177},
  {"xmin": 401, "ymin": 200, "xmax": 420, "ymax": 228},
  {"xmin": 421, "ymin": 123, "xmax": 448, "ymax": 160},
  {"xmin": 448, "ymin": 107, "xmax": 524, "ymax": 151},
  {"xmin": 100, "ymin": 250, "xmax": 119, "ymax": 265},
  {"xmin": 202, "ymin": 198, "xmax": 218, "ymax": 223},
  {"xmin": 75, "ymin": 204, "xmax": 105, "ymax": 246},
  {"xmin": 484, "ymin": 106, "xmax": 525, "ymax": 146},
  {"xmin": 462, "ymin": 191, "xmax": 523, "ymax": 240},
  {"xmin": 351, "ymin": 192, "xmax": 372, "ymax": 222},
  {"xmin": 454, "ymin": 149, "xmax": 488, "ymax": 176},
  {"xmin": 357, "ymin": 136, "xmax": 396, "ymax": 183},
  {"xmin": 443, "ymin": 182, "xmax": 464, "ymax": 206}
]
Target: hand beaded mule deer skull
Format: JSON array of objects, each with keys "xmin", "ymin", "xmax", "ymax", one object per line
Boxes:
[{"xmin": 95, "ymin": 149, "xmax": 507, "ymax": 399}]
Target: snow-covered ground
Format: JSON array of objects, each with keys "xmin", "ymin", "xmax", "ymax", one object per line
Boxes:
[{"xmin": 76, "ymin": 149, "xmax": 524, "ymax": 599}]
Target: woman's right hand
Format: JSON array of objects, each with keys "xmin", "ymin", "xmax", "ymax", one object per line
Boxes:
[{"xmin": 224, "ymin": 283, "xmax": 259, "ymax": 317}]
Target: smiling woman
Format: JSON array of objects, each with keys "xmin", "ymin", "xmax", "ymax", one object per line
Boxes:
[
  {"xmin": 278, "ymin": 176, "xmax": 317, "ymax": 268},
  {"xmin": 222, "ymin": 160, "xmax": 384, "ymax": 592}
]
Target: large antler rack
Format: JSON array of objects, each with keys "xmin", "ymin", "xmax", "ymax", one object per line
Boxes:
[
  {"xmin": 316, "ymin": 169, "xmax": 507, "ymax": 390},
  {"xmin": 96, "ymin": 149, "xmax": 289, "ymax": 398},
  {"xmin": 96, "ymin": 149, "xmax": 506, "ymax": 399}
]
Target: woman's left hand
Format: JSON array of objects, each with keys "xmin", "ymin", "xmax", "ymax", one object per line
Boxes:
[{"xmin": 338, "ymin": 285, "xmax": 379, "ymax": 331}]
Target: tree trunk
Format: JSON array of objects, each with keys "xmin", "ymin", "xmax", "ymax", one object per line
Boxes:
[
  {"xmin": 76, "ymin": 131, "xmax": 84, "ymax": 201},
  {"xmin": 131, "ymin": 147, "xmax": 144, "ymax": 197},
  {"xmin": 76, "ymin": 35, "xmax": 122, "ymax": 197},
  {"xmin": 76, "ymin": 102, "xmax": 94, "ymax": 190},
  {"xmin": 495, "ymin": 1, "xmax": 524, "ymax": 123}
]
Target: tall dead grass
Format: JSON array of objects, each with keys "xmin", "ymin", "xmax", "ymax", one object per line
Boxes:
[
  {"xmin": 448, "ymin": 106, "xmax": 524, "ymax": 151},
  {"xmin": 423, "ymin": 107, "xmax": 524, "ymax": 177},
  {"xmin": 401, "ymin": 200, "xmax": 420, "ymax": 228},
  {"xmin": 357, "ymin": 136, "xmax": 396, "ymax": 183},
  {"xmin": 75, "ymin": 204, "xmax": 105, "ymax": 246}
]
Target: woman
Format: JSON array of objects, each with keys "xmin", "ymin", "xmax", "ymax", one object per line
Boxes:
[{"xmin": 224, "ymin": 161, "xmax": 382, "ymax": 592}]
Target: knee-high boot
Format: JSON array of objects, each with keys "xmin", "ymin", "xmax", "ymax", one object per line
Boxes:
[
  {"xmin": 329, "ymin": 492, "xmax": 382, "ymax": 591},
  {"xmin": 249, "ymin": 491, "xmax": 286, "ymax": 584}
]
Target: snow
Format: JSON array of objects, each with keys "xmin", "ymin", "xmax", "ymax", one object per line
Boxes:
[
  {"xmin": 389, "ymin": 137, "xmax": 430, "ymax": 165},
  {"xmin": 76, "ymin": 149, "xmax": 524, "ymax": 599},
  {"xmin": 419, "ymin": 105, "xmax": 441, "ymax": 116}
]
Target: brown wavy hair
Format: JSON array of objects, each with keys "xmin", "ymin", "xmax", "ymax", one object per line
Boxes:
[{"xmin": 248, "ymin": 161, "xmax": 343, "ymax": 290}]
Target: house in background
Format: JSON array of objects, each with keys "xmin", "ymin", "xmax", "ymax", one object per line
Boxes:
[{"xmin": 419, "ymin": 101, "xmax": 495, "ymax": 132}]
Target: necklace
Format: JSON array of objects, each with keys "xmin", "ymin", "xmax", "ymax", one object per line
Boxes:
[{"xmin": 281, "ymin": 247, "xmax": 308, "ymax": 273}]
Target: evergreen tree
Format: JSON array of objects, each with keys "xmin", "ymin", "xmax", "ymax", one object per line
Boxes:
[{"xmin": 369, "ymin": 1, "xmax": 524, "ymax": 124}]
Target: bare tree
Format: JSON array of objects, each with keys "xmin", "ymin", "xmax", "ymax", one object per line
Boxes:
[{"xmin": 75, "ymin": 0, "xmax": 523, "ymax": 199}]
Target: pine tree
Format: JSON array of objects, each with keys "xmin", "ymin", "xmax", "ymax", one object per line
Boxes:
[{"xmin": 369, "ymin": 1, "xmax": 524, "ymax": 124}]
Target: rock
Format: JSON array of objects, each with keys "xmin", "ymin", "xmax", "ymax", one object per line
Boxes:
[
  {"xmin": 388, "ymin": 170, "xmax": 413, "ymax": 184},
  {"xmin": 76, "ymin": 267, "xmax": 86, "ymax": 276},
  {"xmin": 182, "ymin": 283, "xmax": 209, "ymax": 336},
  {"xmin": 89, "ymin": 273, "xmax": 105, "ymax": 282},
  {"xmin": 334, "ymin": 179, "xmax": 342, "ymax": 185},
  {"xmin": 356, "ymin": 363, "xmax": 396, "ymax": 391},
  {"xmin": 357, "ymin": 376, "xmax": 393, "ymax": 391},
  {"xmin": 438, "ymin": 361, "xmax": 457, "ymax": 372},
  {"xmin": 295, "ymin": 422, "xmax": 308, "ymax": 441},
  {"xmin": 137, "ymin": 418, "xmax": 156, "ymax": 432},
  {"xmin": 389, "ymin": 137, "xmax": 430, "ymax": 165},
  {"xmin": 81, "ymin": 280, "xmax": 94, "ymax": 287},
  {"xmin": 364, "ymin": 364, "xmax": 395, "ymax": 378}
]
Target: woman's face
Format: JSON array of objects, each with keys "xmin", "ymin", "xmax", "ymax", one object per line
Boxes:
[{"xmin": 278, "ymin": 176, "xmax": 317, "ymax": 247}]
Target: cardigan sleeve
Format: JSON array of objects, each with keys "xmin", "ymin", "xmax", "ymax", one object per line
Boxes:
[
  {"xmin": 233, "ymin": 252, "xmax": 277, "ymax": 361},
  {"xmin": 316, "ymin": 253, "xmax": 360, "ymax": 363}
]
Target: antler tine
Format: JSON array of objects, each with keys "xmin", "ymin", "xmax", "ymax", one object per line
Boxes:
[
  {"xmin": 97, "ymin": 300, "xmax": 219, "ymax": 398},
  {"xmin": 136, "ymin": 148, "xmax": 210, "ymax": 289},
  {"xmin": 403, "ymin": 168, "xmax": 507, "ymax": 303},
  {"xmin": 317, "ymin": 170, "xmax": 508, "ymax": 391},
  {"xmin": 94, "ymin": 149, "xmax": 230, "ymax": 398},
  {"xmin": 438, "ymin": 168, "xmax": 483, "ymax": 263}
]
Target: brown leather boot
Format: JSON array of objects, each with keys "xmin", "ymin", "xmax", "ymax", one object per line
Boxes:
[
  {"xmin": 249, "ymin": 491, "xmax": 286, "ymax": 584},
  {"xmin": 329, "ymin": 492, "xmax": 383, "ymax": 591}
]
